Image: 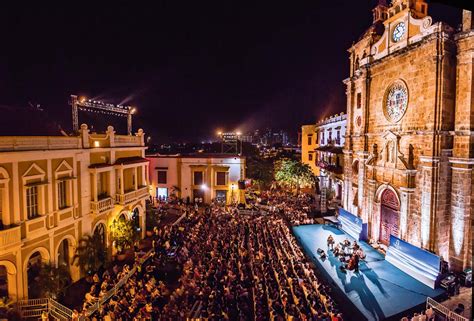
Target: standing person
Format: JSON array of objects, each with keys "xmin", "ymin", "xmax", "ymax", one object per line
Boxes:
[{"xmin": 327, "ymin": 235, "xmax": 335, "ymax": 250}]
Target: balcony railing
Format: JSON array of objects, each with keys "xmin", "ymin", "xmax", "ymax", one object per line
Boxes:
[
  {"xmin": 0, "ymin": 226, "xmax": 22, "ymax": 250},
  {"xmin": 136, "ymin": 186, "xmax": 149, "ymax": 199},
  {"xmin": 115, "ymin": 186, "xmax": 149, "ymax": 206},
  {"xmin": 91, "ymin": 197, "xmax": 114, "ymax": 214}
]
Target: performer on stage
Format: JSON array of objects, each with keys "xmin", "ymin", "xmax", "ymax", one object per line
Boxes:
[
  {"xmin": 355, "ymin": 247, "xmax": 366, "ymax": 260},
  {"xmin": 327, "ymin": 234, "xmax": 335, "ymax": 250},
  {"xmin": 340, "ymin": 252, "xmax": 360, "ymax": 273},
  {"xmin": 333, "ymin": 244, "xmax": 342, "ymax": 257}
]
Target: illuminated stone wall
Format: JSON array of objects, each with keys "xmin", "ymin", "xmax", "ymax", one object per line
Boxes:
[{"xmin": 343, "ymin": 3, "xmax": 473, "ymax": 270}]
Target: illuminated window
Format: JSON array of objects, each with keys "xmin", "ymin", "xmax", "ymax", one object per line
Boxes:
[
  {"xmin": 58, "ymin": 180, "xmax": 67, "ymax": 209},
  {"xmin": 26, "ymin": 186, "xmax": 39, "ymax": 219}
]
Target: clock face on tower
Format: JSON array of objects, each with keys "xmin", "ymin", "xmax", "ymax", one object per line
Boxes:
[
  {"xmin": 384, "ymin": 81, "xmax": 409, "ymax": 123},
  {"xmin": 392, "ymin": 22, "xmax": 406, "ymax": 42}
]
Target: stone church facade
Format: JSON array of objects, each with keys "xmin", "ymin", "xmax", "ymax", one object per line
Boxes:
[{"xmin": 342, "ymin": 0, "xmax": 473, "ymax": 271}]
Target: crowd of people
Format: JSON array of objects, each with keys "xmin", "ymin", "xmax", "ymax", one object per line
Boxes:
[
  {"xmin": 258, "ymin": 191, "xmax": 316, "ymax": 226},
  {"xmin": 75, "ymin": 193, "xmax": 343, "ymax": 320}
]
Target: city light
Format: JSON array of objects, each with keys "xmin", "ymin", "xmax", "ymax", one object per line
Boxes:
[{"xmin": 201, "ymin": 184, "xmax": 208, "ymax": 190}]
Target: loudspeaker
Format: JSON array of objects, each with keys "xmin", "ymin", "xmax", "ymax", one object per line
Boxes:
[
  {"xmin": 238, "ymin": 180, "xmax": 246, "ymax": 190},
  {"xmin": 317, "ymin": 248, "xmax": 324, "ymax": 254}
]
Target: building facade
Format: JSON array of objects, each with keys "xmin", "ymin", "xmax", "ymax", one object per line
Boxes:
[
  {"xmin": 343, "ymin": 0, "xmax": 473, "ymax": 270},
  {"xmin": 147, "ymin": 154, "xmax": 245, "ymax": 205},
  {"xmin": 301, "ymin": 113, "xmax": 347, "ymax": 203},
  {"xmin": 0, "ymin": 124, "xmax": 149, "ymax": 300},
  {"xmin": 316, "ymin": 113, "xmax": 347, "ymax": 203}
]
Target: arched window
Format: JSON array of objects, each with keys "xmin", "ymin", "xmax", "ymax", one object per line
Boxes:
[
  {"xmin": 132, "ymin": 208, "xmax": 140, "ymax": 232},
  {"xmin": 0, "ymin": 266, "xmax": 7, "ymax": 298},
  {"xmin": 94, "ymin": 223, "xmax": 106, "ymax": 248}
]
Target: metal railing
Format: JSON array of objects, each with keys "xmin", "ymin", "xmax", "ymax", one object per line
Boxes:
[
  {"xmin": 80, "ymin": 248, "xmax": 154, "ymax": 319},
  {"xmin": 426, "ymin": 297, "xmax": 469, "ymax": 321},
  {"xmin": 16, "ymin": 298, "xmax": 72, "ymax": 320}
]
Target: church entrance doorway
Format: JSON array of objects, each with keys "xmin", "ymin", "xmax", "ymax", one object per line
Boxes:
[{"xmin": 379, "ymin": 189, "xmax": 400, "ymax": 246}]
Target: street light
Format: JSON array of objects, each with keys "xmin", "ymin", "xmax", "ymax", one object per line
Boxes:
[{"xmin": 231, "ymin": 183, "xmax": 236, "ymax": 204}]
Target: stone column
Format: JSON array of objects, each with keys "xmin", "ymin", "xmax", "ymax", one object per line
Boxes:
[
  {"xmin": 12, "ymin": 162, "xmax": 20, "ymax": 224},
  {"xmin": 46, "ymin": 159, "xmax": 53, "ymax": 214},
  {"xmin": 399, "ymin": 187, "xmax": 416, "ymax": 240},
  {"xmin": 343, "ymin": 150, "xmax": 353, "ymax": 211},
  {"xmin": 92, "ymin": 173, "xmax": 98, "ymax": 202},
  {"xmin": 0, "ymin": 185, "xmax": 10, "ymax": 226},
  {"xmin": 119, "ymin": 168, "xmax": 124, "ymax": 194},
  {"xmin": 134, "ymin": 167, "xmax": 138, "ymax": 191},
  {"xmin": 419, "ymin": 156, "xmax": 440, "ymax": 251},
  {"xmin": 366, "ymin": 179, "xmax": 376, "ymax": 239},
  {"xmin": 449, "ymin": 159, "xmax": 473, "ymax": 271},
  {"xmin": 356, "ymin": 151, "xmax": 368, "ymax": 219}
]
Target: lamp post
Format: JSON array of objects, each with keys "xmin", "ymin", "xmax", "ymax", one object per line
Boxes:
[{"xmin": 231, "ymin": 183, "xmax": 236, "ymax": 205}]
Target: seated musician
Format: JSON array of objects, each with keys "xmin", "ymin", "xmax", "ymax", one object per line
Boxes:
[
  {"xmin": 327, "ymin": 235, "xmax": 335, "ymax": 250},
  {"xmin": 355, "ymin": 247, "xmax": 366, "ymax": 260},
  {"xmin": 339, "ymin": 253, "xmax": 360, "ymax": 273},
  {"xmin": 342, "ymin": 239, "xmax": 351, "ymax": 249},
  {"xmin": 333, "ymin": 244, "xmax": 342, "ymax": 257},
  {"xmin": 352, "ymin": 240, "xmax": 360, "ymax": 251}
]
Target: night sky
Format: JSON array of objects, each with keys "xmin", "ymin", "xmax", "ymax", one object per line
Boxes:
[{"xmin": 0, "ymin": 1, "xmax": 465, "ymax": 143}]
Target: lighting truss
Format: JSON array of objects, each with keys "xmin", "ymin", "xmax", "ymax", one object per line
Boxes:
[{"xmin": 70, "ymin": 95, "xmax": 136, "ymax": 135}]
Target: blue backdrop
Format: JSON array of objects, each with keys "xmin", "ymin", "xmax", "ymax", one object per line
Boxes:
[
  {"xmin": 386, "ymin": 235, "xmax": 441, "ymax": 289},
  {"xmin": 338, "ymin": 208, "xmax": 368, "ymax": 241}
]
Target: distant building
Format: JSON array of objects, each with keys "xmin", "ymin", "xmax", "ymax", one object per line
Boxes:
[
  {"xmin": 316, "ymin": 113, "xmax": 346, "ymax": 201},
  {"xmin": 147, "ymin": 154, "xmax": 245, "ymax": 205},
  {"xmin": 301, "ymin": 113, "xmax": 347, "ymax": 202},
  {"xmin": 301, "ymin": 124, "xmax": 318, "ymax": 175}
]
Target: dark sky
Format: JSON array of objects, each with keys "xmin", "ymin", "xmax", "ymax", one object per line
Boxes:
[{"xmin": 0, "ymin": 1, "xmax": 464, "ymax": 143}]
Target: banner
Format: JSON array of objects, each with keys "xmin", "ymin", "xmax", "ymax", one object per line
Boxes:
[
  {"xmin": 386, "ymin": 235, "xmax": 441, "ymax": 289},
  {"xmin": 338, "ymin": 208, "xmax": 368, "ymax": 241}
]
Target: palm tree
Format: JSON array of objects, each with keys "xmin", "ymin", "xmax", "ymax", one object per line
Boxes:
[
  {"xmin": 73, "ymin": 233, "xmax": 107, "ymax": 276},
  {"xmin": 35, "ymin": 263, "xmax": 71, "ymax": 299}
]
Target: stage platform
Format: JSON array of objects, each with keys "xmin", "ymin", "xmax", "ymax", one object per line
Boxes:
[{"xmin": 293, "ymin": 224, "xmax": 445, "ymax": 321}]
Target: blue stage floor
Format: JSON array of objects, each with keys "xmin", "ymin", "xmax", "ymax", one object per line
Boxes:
[{"xmin": 293, "ymin": 224, "xmax": 444, "ymax": 321}]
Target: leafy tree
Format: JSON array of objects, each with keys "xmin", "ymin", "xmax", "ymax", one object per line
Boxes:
[
  {"xmin": 35, "ymin": 263, "xmax": 71, "ymax": 299},
  {"xmin": 246, "ymin": 156, "xmax": 274, "ymax": 190},
  {"xmin": 274, "ymin": 158, "xmax": 316, "ymax": 192},
  {"xmin": 146, "ymin": 209, "xmax": 161, "ymax": 231},
  {"xmin": 111, "ymin": 218, "xmax": 140, "ymax": 254},
  {"xmin": 73, "ymin": 233, "xmax": 107, "ymax": 275}
]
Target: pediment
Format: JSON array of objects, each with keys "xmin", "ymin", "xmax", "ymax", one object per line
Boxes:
[
  {"xmin": 23, "ymin": 163, "xmax": 46, "ymax": 178},
  {"xmin": 55, "ymin": 160, "xmax": 73, "ymax": 173}
]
